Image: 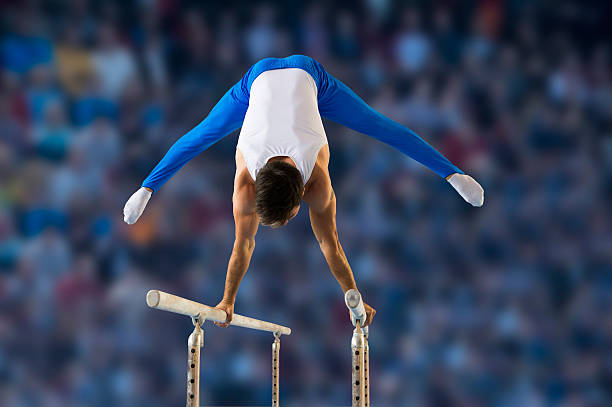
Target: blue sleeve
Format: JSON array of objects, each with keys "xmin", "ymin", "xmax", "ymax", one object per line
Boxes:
[
  {"xmin": 314, "ymin": 64, "xmax": 463, "ymax": 178},
  {"xmin": 141, "ymin": 79, "xmax": 250, "ymax": 192}
]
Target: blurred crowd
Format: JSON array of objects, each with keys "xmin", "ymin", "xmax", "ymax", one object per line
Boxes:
[{"xmin": 1, "ymin": 0, "xmax": 611, "ymax": 406}]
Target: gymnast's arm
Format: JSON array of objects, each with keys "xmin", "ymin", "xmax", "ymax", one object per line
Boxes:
[
  {"xmin": 315, "ymin": 66, "xmax": 484, "ymax": 206},
  {"xmin": 123, "ymin": 80, "xmax": 250, "ymax": 224},
  {"xmin": 306, "ymin": 177, "xmax": 376, "ymax": 326},
  {"xmin": 214, "ymin": 177, "xmax": 259, "ymax": 327},
  {"xmin": 308, "ymin": 187, "xmax": 356, "ymax": 293}
]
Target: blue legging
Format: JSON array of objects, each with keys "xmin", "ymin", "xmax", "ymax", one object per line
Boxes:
[{"xmin": 142, "ymin": 55, "xmax": 463, "ymax": 192}]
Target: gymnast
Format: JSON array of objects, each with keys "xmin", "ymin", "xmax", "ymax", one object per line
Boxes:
[{"xmin": 124, "ymin": 55, "xmax": 484, "ymax": 328}]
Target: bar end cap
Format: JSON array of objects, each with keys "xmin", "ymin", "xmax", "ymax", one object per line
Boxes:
[{"xmin": 146, "ymin": 290, "xmax": 160, "ymax": 307}]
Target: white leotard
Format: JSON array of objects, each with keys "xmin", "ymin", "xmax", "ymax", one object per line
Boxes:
[{"xmin": 237, "ymin": 68, "xmax": 328, "ymax": 184}]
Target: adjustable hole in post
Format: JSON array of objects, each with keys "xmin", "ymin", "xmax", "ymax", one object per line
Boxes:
[
  {"xmin": 356, "ymin": 366, "xmax": 360, "ymax": 370},
  {"xmin": 356, "ymin": 396, "xmax": 360, "ymax": 400},
  {"xmin": 191, "ymin": 348, "xmax": 195, "ymax": 353},
  {"xmin": 191, "ymin": 364, "xmax": 195, "ymax": 368},
  {"xmin": 356, "ymin": 380, "xmax": 360, "ymax": 385},
  {"xmin": 189, "ymin": 394, "xmax": 194, "ymax": 399},
  {"xmin": 355, "ymin": 351, "xmax": 359, "ymax": 355},
  {"xmin": 190, "ymin": 379, "xmax": 194, "ymax": 384}
]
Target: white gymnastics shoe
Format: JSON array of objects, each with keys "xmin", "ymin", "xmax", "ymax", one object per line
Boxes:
[
  {"xmin": 123, "ymin": 187, "xmax": 152, "ymax": 224},
  {"xmin": 447, "ymin": 174, "xmax": 484, "ymax": 207}
]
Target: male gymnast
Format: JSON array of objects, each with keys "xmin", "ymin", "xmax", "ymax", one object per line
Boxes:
[{"xmin": 123, "ymin": 55, "xmax": 484, "ymax": 328}]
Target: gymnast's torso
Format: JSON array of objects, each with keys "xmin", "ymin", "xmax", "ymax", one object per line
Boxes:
[{"xmin": 236, "ymin": 68, "xmax": 329, "ymax": 186}]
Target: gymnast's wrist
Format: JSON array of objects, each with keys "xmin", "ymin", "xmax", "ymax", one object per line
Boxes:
[
  {"xmin": 343, "ymin": 284, "xmax": 358, "ymax": 294},
  {"xmin": 220, "ymin": 295, "xmax": 235, "ymax": 305}
]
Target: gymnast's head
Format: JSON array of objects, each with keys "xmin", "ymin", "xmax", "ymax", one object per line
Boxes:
[{"xmin": 255, "ymin": 160, "xmax": 303, "ymax": 228}]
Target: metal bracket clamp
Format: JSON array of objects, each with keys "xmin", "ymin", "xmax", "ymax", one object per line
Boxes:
[{"xmin": 191, "ymin": 314, "xmax": 201, "ymax": 326}]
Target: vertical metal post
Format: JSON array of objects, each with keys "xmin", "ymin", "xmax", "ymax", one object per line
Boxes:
[
  {"xmin": 351, "ymin": 323, "xmax": 366, "ymax": 407},
  {"xmin": 272, "ymin": 332, "xmax": 281, "ymax": 407},
  {"xmin": 187, "ymin": 318, "xmax": 203, "ymax": 407},
  {"xmin": 364, "ymin": 331, "xmax": 370, "ymax": 407}
]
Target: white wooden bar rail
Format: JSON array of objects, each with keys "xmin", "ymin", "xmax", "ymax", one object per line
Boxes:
[{"xmin": 146, "ymin": 290, "xmax": 291, "ymax": 335}]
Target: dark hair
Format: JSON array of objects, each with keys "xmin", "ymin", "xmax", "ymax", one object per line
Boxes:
[{"xmin": 255, "ymin": 161, "xmax": 304, "ymax": 225}]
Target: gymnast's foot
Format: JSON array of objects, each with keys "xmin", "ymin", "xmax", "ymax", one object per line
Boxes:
[{"xmin": 447, "ymin": 173, "xmax": 485, "ymax": 207}]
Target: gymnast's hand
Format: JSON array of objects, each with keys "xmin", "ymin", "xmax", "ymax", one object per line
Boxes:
[
  {"xmin": 446, "ymin": 173, "xmax": 484, "ymax": 207},
  {"xmin": 213, "ymin": 299, "xmax": 234, "ymax": 328},
  {"xmin": 362, "ymin": 302, "xmax": 376, "ymax": 327},
  {"xmin": 123, "ymin": 187, "xmax": 153, "ymax": 224}
]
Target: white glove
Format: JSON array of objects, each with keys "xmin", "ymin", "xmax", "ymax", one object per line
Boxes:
[
  {"xmin": 123, "ymin": 187, "xmax": 152, "ymax": 224},
  {"xmin": 447, "ymin": 174, "xmax": 484, "ymax": 207}
]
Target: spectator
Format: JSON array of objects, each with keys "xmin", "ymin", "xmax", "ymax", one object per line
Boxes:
[
  {"xmin": 74, "ymin": 116, "xmax": 121, "ymax": 171},
  {"xmin": 394, "ymin": 8, "xmax": 431, "ymax": 73},
  {"xmin": 31, "ymin": 100, "xmax": 73, "ymax": 162},
  {"xmin": 91, "ymin": 24, "xmax": 137, "ymax": 100},
  {"xmin": 25, "ymin": 65, "xmax": 64, "ymax": 124},
  {"xmin": 55, "ymin": 24, "xmax": 95, "ymax": 96},
  {"xmin": 244, "ymin": 4, "xmax": 279, "ymax": 62}
]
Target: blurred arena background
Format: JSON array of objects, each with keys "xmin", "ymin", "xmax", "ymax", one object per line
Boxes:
[{"xmin": 1, "ymin": 0, "xmax": 611, "ymax": 406}]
